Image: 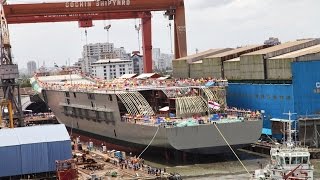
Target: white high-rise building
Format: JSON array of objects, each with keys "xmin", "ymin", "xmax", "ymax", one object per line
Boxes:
[
  {"xmin": 77, "ymin": 42, "xmax": 130, "ymax": 74},
  {"xmin": 160, "ymin": 53, "xmax": 174, "ymax": 70},
  {"xmin": 78, "ymin": 57, "xmax": 97, "ymax": 74},
  {"xmin": 152, "ymin": 48, "xmax": 173, "ymax": 71},
  {"xmin": 152, "ymin": 48, "xmax": 161, "ymax": 69},
  {"xmin": 81, "ymin": 43, "xmax": 114, "ymax": 74},
  {"xmin": 91, "ymin": 59, "xmax": 133, "ymax": 80},
  {"xmin": 114, "ymin": 47, "xmax": 130, "ymax": 60},
  {"xmin": 83, "ymin": 43, "xmax": 114, "ymax": 60},
  {"xmin": 27, "ymin": 61, "xmax": 37, "ymax": 76}
]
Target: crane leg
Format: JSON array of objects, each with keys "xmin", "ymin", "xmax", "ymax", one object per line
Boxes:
[
  {"xmin": 141, "ymin": 12, "xmax": 152, "ymax": 73},
  {"xmin": 174, "ymin": 2, "xmax": 187, "ymax": 59},
  {"xmin": 0, "ymin": 105, "xmax": 2, "ymax": 128},
  {"xmin": 8, "ymin": 100, "xmax": 13, "ymax": 128}
]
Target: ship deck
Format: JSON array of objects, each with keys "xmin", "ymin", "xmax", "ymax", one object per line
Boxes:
[
  {"xmin": 31, "ymin": 73, "xmax": 227, "ymax": 94},
  {"xmin": 121, "ymin": 112, "xmax": 261, "ymax": 128}
]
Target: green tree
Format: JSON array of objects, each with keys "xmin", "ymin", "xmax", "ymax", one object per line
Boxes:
[{"xmin": 18, "ymin": 77, "xmax": 32, "ymax": 88}]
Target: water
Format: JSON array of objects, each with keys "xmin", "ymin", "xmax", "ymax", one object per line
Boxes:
[{"xmin": 143, "ymin": 151, "xmax": 320, "ymax": 179}]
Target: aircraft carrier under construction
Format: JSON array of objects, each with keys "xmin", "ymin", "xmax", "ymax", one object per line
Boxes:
[{"xmin": 30, "ymin": 73, "xmax": 263, "ymax": 155}]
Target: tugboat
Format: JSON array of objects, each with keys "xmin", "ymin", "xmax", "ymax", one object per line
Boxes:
[{"xmin": 252, "ymin": 112, "xmax": 314, "ymax": 180}]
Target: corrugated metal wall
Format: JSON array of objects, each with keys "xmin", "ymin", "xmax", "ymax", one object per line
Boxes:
[
  {"xmin": 47, "ymin": 141, "xmax": 73, "ymax": 170},
  {"xmin": 292, "ymin": 60, "xmax": 320, "ymax": 115},
  {"xmin": 227, "ymin": 83, "xmax": 294, "ymax": 129},
  {"xmin": 0, "ymin": 146, "xmax": 22, "ymax": 177},
  {"xmin": 21, "ymin": 143, "xmax": 49, "ymax": 174}
]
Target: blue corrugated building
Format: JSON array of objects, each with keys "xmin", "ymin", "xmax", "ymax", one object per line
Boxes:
[
  {"xmin": 227, "ymin": 60, "xmax": 320, "ymax": 138},
  {"xmin": 0, "ymin": 124, "xmax": 72, "ymax": 177},
  {"xmin": 292, "ymin": 61, "xmax": 320, "ymax": 116}
]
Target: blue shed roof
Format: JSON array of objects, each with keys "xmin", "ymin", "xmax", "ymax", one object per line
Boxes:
[
  {"xmin": 0, "ymin": 129, "xmax": 20, "ymax": 147},
  {"xmin": 0, "ymin": 124, "xmax": 70, "ymax": 147}
]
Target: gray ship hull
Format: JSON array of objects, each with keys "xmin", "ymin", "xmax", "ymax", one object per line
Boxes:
[{"xmin": 43, "ymin": 89, "xmax": 263, "ymax": 155}]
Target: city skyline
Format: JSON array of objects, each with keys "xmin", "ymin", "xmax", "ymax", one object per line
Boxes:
[{"xmin": 8, "ymin": 0, "xmax": 320, "ymax": 69}]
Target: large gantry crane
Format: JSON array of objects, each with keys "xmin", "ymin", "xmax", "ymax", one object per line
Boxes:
[
  {"xmin": 3, "ymin": 0, "xmax": 188, "ymax": 73},
  {"xmin": 0, "ymin": 0, "xmax": 23, "ymax": 128}
]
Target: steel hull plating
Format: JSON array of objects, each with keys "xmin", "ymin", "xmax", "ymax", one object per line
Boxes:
[{"xmin": 43, "ymin": 89, "xmax": 262, "ymax": 155}]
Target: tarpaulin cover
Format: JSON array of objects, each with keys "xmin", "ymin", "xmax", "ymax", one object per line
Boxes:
[
  {"xmin": 262, "ymin": 128, "xmax": 272, "ymax": 135},
  {"xmin": 176, "ymin": 119, "xmax": 198, "ymax": 127}
]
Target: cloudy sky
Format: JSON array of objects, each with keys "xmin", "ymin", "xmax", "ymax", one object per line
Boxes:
[{"xmin": 7, "ymin": 0, "xmax": 320, "ymax": 68}]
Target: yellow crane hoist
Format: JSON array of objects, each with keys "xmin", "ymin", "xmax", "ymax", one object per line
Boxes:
[{"xmin": 0, "ymin": 99, "xmax": 14, "ymax": 128}]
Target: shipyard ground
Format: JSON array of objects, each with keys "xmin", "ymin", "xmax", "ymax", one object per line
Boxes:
[
  {"xmin": 144, "ymin": 150, "xmax": 320, "ymax": 179},
  {"xmin": 70, "ymin": 131, "xmax": 320, "ymax": 179},
  {"xmin": 73, "ymin": 143, "xmax": 175, "ymax": 180}
]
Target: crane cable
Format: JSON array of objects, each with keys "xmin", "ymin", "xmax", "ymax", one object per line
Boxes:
[
  {"xmin": 85, "ymin": 28, "xmax": 88, "ymax": 46},
  {"xmin": 213, "ymin": 123, "xmax": 250, "ymax": 176},
  {"xmin": 168, "ymin": 21, "xmax": 173, "ymax": 54},
  {"xmin": 137, "ymin": 125, "xmax": 160, "ymax": 159}
]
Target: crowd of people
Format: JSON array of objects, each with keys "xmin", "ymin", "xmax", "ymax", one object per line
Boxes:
[
  {"xmin": 121, "ymin": 108, "xmax": 262, "ymax": 128},
  {"xmin": 33, "ymin": 72, "xmax": 228, "ymax": 93}
]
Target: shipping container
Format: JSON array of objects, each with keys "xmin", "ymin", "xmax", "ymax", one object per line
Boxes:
[{"xmin": 0, "ymin": 124, "xmax": 72, "ymax": 177}]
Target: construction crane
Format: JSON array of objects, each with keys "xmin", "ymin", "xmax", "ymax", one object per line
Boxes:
[
  {"xmin": 3, "ymin": 0, "xmax": 188, "ymax": 73},
  {"xmin": 0, "ymin": 99, "xmax": 14, "ymax": 128},
  {"xmin": 0, "ymin": 0, "xmax": 23, "ymax": 128}
]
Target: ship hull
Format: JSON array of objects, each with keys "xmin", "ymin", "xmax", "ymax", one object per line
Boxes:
[{"xmin": 42, "ymin": 89, "xmax": 263, "ymax": 155}]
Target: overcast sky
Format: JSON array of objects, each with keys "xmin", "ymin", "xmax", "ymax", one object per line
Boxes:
[{"xmin": 7, "ymin": 0, "xmax": 320, "ymax": 68}]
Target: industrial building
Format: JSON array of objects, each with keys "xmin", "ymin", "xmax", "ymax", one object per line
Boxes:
[
  {"xmin": 172, "ymin": 38, "xmax": 320, "ymax": 139},
  {"xmin": 239, "ymin": 38, "xmax": 320, "ymax": 80},
  {"xmin": 0, "ymin": 124, "xmax": 72, "ymax": 178},
  {"xmin": 202, "ymin": 45, "xmax": 267, "ymax": 79},
  {"xmin": 173, "ymin": 39, "xmax": 320, "ymax": 81},
  {"xmin": 173, "ymin": 48, "xmax": 232, "ymax": 78},
  {"xmin": 75, "ymin": 43, "xmax": 131, "ymax": 74}
]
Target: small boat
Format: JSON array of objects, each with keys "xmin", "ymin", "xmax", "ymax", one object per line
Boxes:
[{"xmin": 252, "ymin": 112, "xmax": 314, "ymax": 180}]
